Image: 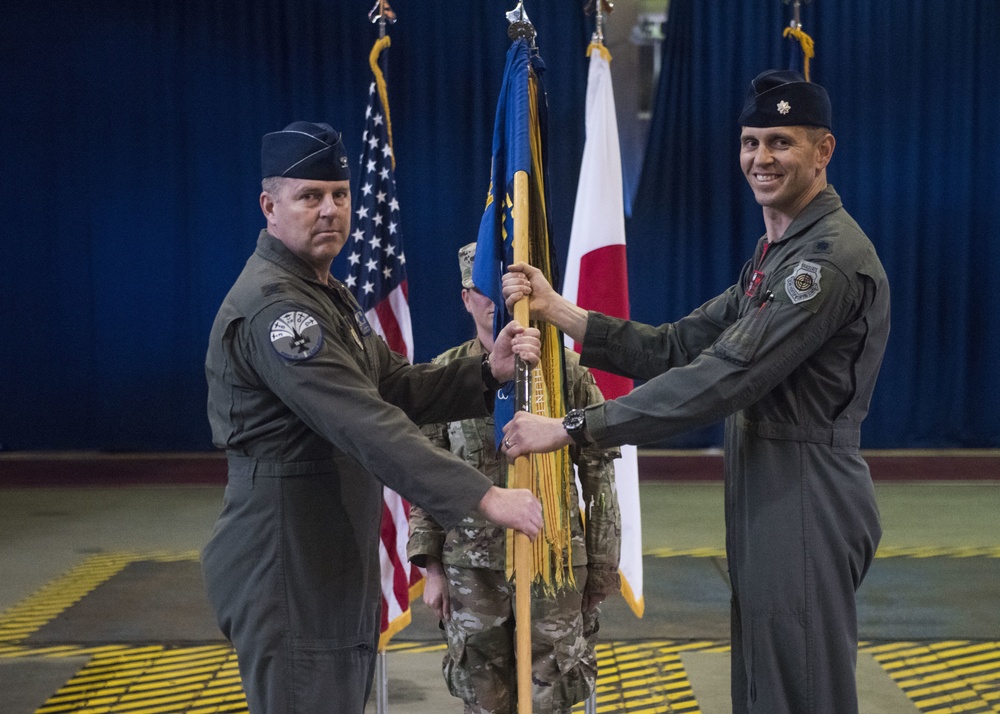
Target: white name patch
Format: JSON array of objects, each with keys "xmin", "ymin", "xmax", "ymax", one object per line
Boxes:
[{"xmin": 785, "ymin": 261, "xmax": 822, "ymax": 304}]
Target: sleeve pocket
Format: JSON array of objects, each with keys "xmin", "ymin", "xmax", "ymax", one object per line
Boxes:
[{"xmin": 711, "ymin": 301, "xmax": 780, "ymax": 367}]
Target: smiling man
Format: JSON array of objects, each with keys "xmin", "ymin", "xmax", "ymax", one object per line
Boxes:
[
  {"xmin": 498, "ymin": 71, "xmax": 891, "ymax": 713},
  {"xmin": 202, "ymin": 122, "xmax": 543, "ymax": 714}
]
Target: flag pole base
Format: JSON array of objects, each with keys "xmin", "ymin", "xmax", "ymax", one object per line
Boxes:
[{"xmin": 375, "ymin": 650, "xmax": 389, "ymax": 713}]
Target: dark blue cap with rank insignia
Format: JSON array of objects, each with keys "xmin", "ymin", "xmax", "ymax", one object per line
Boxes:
[
  {"xmin": 261, "ymin": 121, "xmax": 351, "ymax": 181},
  {"xmin": 738, "ymin": 69, "xmax": 832, "ymax": 130}
]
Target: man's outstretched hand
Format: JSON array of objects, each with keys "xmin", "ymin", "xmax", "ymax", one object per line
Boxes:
[
  {"xmin": 499, "ymin": 411, "xmax": 573, "ymax": 462},
  {"xmin": 477, "ymin": 485, "xmax": 543, "ymax": 539}
]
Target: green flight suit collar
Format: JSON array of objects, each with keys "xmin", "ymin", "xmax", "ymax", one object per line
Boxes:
[
  {"xmin": 775, "ymin": 184, "xmax": 844, "ymax": 245},
  {"xmin": 254, "ymin": 229, "xmax": 332, "ymax": 286}
]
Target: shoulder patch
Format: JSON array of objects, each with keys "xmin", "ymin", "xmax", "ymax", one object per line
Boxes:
[
  {"xmin": 269, "ymin": 310, "xmax": 323, "ymax": 360},
  {"xmin": 785, "ymin": 260, "xmax": 822, "ymax": 304}
]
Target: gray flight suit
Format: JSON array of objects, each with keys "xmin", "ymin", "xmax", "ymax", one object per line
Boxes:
[
  {"xmin": 408, "ymin": 339, "xmax": 621, "ymax": 714},
  {"xmin": 202, "ymin": 230, "xmax": 497, "ymax": 714},
  {"xmin": 579, "ymin": 186, "xmax": 890, "ymax": 714}
]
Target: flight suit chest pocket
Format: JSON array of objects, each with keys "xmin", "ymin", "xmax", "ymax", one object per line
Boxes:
[
  {"xmin": 324, "ymin": 288, "xmax": 378, "ymax": 375},
  {"xmin": 331, "ymin": 315, "xmax": 376, "ymax": 375},
  {"xmin": 713, "ymin": 292, "xmax": 780, "ymax": 367}
]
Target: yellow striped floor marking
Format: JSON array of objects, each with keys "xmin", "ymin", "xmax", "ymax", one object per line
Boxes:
[
  {"xmin": 572, "ymin": 640, "xmax": 720, "ymax": 713},
  {"xmin": 29, "ymin": 645, "xmax": 244, "ymax": 714},
  {"xmin": 2, "ymin": 552, "xmax": 999, "ymax": 713},
  {"xmin": 868, "ymin": 640, "xmax": 1000, "ymax": 713},
  {"xmin": 0, "ymin": 551, "xmax": 200, "ymax": 646},
  {"xmin": 6, "ymin": 638, "xmax": 1000, "ymax": 713}
]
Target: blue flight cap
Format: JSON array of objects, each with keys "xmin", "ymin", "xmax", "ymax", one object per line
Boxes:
[
  {"xmin": 738, "ymin": 70, "xmax": 832, "ymax": 130},
  {"xmin": 261, "ymin": 121, "xmax": 350, "ymax": 180}
]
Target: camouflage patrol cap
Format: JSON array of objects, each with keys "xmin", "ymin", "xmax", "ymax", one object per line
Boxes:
[{"xmin": 458, "ymin": 242, "xmax": 476, "ymax": 289}]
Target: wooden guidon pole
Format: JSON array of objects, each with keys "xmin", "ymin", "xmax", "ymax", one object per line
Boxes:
[{"xmin": 510, "ymin": 169, "xmax": 533, "ymax": 714}]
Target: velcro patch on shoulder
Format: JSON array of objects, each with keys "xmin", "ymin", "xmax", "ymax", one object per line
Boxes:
[
  {"xmin": 269, "ymin": 310, "xmax": 323, "ymax": 360},
  {"xmin": 785, "ymin": 260, "xmax": 822, "ymax": 304},
  {"xmin": 261, "ymin": 282, "xmax": 286, "ymax": 297}
]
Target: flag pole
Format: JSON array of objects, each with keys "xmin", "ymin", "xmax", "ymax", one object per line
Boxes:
[
  {"xmin": 510, "ymin": 168, "xmax": 534, "ymax": 714},
  {"xmin": 366, "ymin": 9, "xmax": 398, "ymax": 714},
  {"xmin": 790, "ymin": 0, "xmax": 802, "ymax": 29},
  {"xmin": 782, "ymin": 0, "xmax": 815, "ymax": 81},
  {"xmin": 368, "ymin": 0, "xmax": 396, "ymax": 38},
  {"xmin": 579, "ymin": 10, "xmax": 613, "ymax": 713},
  {"xmin": 505, "ymin": 8, "xmax": 536, "ymax": 712}
]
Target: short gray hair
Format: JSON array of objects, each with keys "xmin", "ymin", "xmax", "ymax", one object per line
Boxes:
[{"xmin": 261, "ymin": 176, "xmax": 285, "ymax": 195}]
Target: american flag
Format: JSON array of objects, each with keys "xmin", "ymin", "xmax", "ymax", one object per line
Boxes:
[
  {"xmin": 344, "ymin": 40, "xmax": 420, "ymax": 649},
  {"xmin": 344, "ymin": 87, "xmax": 412, "ymax": 361}
]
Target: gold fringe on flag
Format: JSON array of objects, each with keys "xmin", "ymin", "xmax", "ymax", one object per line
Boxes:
[{"xmin": 505, "ymin": 66, "xmax": 577, "ymax": 598}]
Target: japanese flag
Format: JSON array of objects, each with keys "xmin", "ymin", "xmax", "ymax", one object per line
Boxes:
[{"xmin": 564, "ymin": 44, "xmax": 643, "ymax": 617}]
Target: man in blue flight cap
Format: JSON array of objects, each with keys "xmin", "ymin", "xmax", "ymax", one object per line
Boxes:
[
  {"xmin": 202, "ymin": 121, "xmax": 544, "ymax": 714},
  {"xmin": 500, "ymin": 70, "xmax": 891, "ymax": 713}
]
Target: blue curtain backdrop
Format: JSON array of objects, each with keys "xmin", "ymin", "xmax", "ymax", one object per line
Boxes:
[
  {"xmin": 1, "ymin": 0, "xmax": 997, "ymax": 451},
  {"xmin": 0, "ymin": 1, "xmax": 587, "ymax": 450},
  {"xmin": 627, "ymin": 0, "xmax": 1000, "ymax": 449}
]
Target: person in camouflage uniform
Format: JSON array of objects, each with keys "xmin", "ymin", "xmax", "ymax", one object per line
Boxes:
[{"xmin": 408, "ymin": 242, "xmax": 622, "ymax": 714}]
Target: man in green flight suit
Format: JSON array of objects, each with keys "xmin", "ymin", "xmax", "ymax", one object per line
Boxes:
[
  {"xmin": 202, "ymin": 121, "xmax": 544, "ymax": 714},
  {"xmin": 500, "ymin": 71, "xmax": 891, "ymax": 714}
]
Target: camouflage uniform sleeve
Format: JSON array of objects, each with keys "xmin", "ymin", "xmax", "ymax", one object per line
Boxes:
[
  {"xmin": 406, "ymin": 420, "xmax": 450, "ymax": 568},
  {"xmin": 566, "ymin": 352, "xmax": 622, "ymax": 594}
]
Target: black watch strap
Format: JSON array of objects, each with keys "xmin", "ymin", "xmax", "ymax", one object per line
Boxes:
[
  {"xmin": 563, "ymin": 408, "xmax": 589, "ymax": 446},
  {"xmin": 481, "ymin": 353, "xmax": 501, "ymax": 392}
]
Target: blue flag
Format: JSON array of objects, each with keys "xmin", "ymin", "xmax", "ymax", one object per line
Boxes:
[
  {"xmin": 476, "ymin": 38, "xmax": 576, "ymax": 588},
  {"xmin": 473, "ymin": 40, "xmax": 531, "ymax": 325},
  {"xmin": 473, "ymin": 40, "xmax": 533, "ymax": 447},
  {"xmin": 473, "ymin": 39, "xmax": 560, "ymax": 450}
]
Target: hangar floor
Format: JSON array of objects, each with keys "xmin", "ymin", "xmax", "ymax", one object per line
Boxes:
[{"xmin": 0, "ymin": 453, "xmax": 998, "ymax": 714}]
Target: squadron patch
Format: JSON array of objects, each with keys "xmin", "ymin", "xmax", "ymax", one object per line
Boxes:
[
  {"xmin": 785, "ymin": 261, "xmax": 822, "ymax": 304},
  {"xmin": 270, "ymin": 310, "xmax": 323, "ymax": 360}
]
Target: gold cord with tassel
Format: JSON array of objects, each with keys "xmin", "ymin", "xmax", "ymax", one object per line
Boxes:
[{"xmin": 783, "ymin": 26, "xmax": 815, "ymax": 82}]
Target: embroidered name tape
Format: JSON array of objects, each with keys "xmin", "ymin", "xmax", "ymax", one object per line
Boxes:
[
  {"xmin": 785, "ymin": 261, "xmax": 822, "ymax": 304},
  {"xmin": 270, "ymin": 310, "xmax": 323, "ymax": 360},
  {"xmin": 353, "ymin": 309, "xmax": 372, "ymax": 337}
]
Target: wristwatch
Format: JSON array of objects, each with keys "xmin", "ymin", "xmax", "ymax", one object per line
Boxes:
[
  {"xmin": 562, "ymin": 408, "xmax": 589, "ymax": 446},
  {"xmin": 481, "ymin": 353, "xmax": 501, "ymax": 392}
]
